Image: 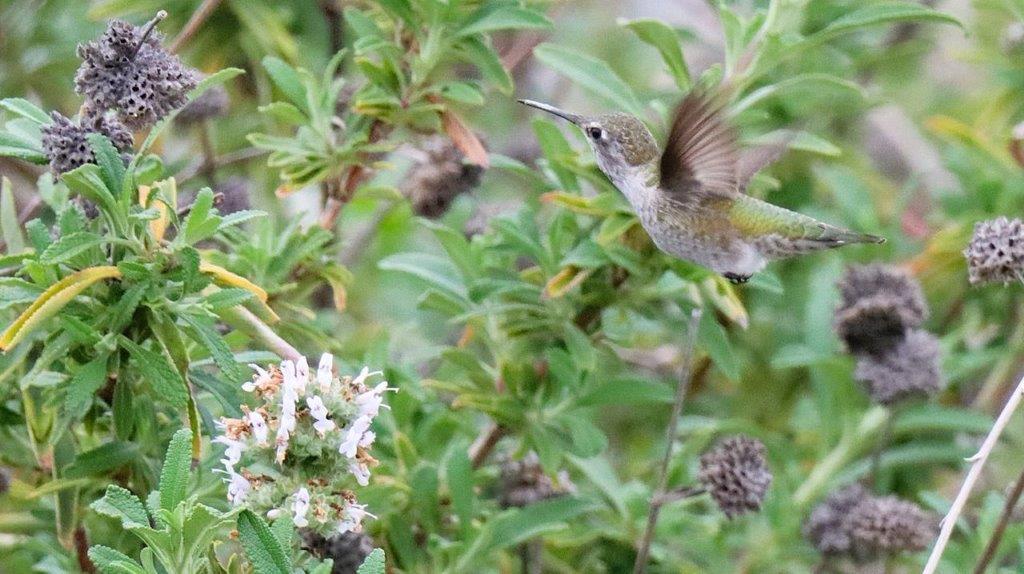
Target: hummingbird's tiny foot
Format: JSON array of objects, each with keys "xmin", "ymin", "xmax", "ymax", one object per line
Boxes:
[{"xmin": 723, "ymin": 272, "xmax": 751, "ymax": 285}]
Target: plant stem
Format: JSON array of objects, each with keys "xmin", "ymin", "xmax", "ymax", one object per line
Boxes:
[
  {"xmin": 217, "ymin": 306, "xmax": 302, "ymax": 362},
  {"xmin": 169, "ymin": 0, "xmax": 223, "ymax": 53},
  {"xmin": 74, "ymin": 527, "xmax": 96, "ymax": 573},
  {"xmin": 519, "ymin": 539, "xmax": 543, "ymax": 574},
  {"xmin": 869, "ymin": 408, "xmax": 894, "ymax": 489},
  {"xmin": 197, "ymin": 121, "xmax": 218, "ymax": 186},
  {"xmin": 973, "ymin": 464, "xmax": 1024, "ymax": 574},
  {"xmin": 632, "ymin": 308, "xmax": 703, "ymax": 574},
  {"xmin": 924, "ymin": 372, "xmax": 1024, "ymax": 574},
  {"xmin": 468, "ymin": 422, "xmax": 506, "ymax": 469},
  {"xmin": 132, "ymin": 11, "xmax": 168, "ymax": 59},
  {"xmin": 793, "ymin": 406, "xmax": 888, "ymax": 508}
]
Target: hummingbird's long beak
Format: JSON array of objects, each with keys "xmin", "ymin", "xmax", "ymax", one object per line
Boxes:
[{"xmin": 518, "ymin": 99, "xmax": 583, "ymax": 125}]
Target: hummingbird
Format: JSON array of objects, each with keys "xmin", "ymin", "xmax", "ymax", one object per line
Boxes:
[{"xmin": 519, "ymin": 89, "xmax": 884, "ymax": 283}]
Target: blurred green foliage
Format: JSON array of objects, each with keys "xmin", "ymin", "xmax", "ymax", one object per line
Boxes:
[{"xmin": 3, "ymin": 0, "xmax": 1024, "ymax": 573}]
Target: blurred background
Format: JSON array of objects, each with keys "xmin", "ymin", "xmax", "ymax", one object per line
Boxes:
[{"xmin": 4, "ymin": 0, "xmax": 1024, "ymax": 572}]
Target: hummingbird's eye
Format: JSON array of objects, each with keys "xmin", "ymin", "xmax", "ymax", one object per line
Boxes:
[{"xmin": 586, "ymin": 126, "xmax": 603, "ymax": 140}]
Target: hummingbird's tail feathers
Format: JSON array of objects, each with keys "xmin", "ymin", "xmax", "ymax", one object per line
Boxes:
[{"xmin": 819, "ymin": 227, "xmax": 887, "ymax": 246}]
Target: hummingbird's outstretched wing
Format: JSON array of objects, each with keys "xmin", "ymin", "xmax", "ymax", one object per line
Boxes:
[{"xmin": 659, "ymin": 89, "xmax": 739, "ymax": 199}]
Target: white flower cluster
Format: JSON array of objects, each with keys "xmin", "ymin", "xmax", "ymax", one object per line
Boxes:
[{"xmin": 213, "ymin": 353, "xmax": 394, "ymax": 535}]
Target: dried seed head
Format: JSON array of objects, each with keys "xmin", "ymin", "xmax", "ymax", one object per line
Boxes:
[
  {"xmin": 301, "ymin": 530, "xmax": 375, "ymax": 574},
  {"xmin": 40, "ymin": 110, "xmax": 133, "ymax": 176},
  {"xmin": 175, "ymin": 84, "xmax": 229, "ymax": 126},
  {"xmin": 214, "ymin": 177, "xmax": 251, "ymax": 215},
  {"xmin": 964, "ymin": 216, "xmax": 1024, "ymax": 285},
  {"xmin": 848, "ymin": 495, "xmax": 935, "ymax": 557},
  {"xmin": 697, "ymin": 435, "xmax": 772, "ymax": 518},
  {"xmin": 834, "ymin": 264, "xmax": 928, "ymax": 356},
  {"xmin": 854, "ymin": 329, "xmax": 944, "ymax": 405},
  {"xmin": 803, "ymin": 483, "xmax": 870, "ymax": 555},
  {"xmin": 401, "ymin": 136, "xmax": 484, "ymax": 218},
  {"xmin": 499, "ymin": 452, "xmax": 566, "ymax": 509},
  {"xmin": 75, "ymin": 18, "xmax": 198, "ymax": 129}
]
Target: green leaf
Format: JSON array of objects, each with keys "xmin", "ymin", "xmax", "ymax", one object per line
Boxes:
[
  {"xmin": 62, "ymin": 164, "xmax": 119, "ymax": 219},
  {"xmin": 179, "ymin": 188, "xmax": 223, "ymax": 245},
  {"xmin": 457, "ymin": 6, "xmax": 552, "ymax": 37},
  {"xmin": 269, "ymin": 514, "xmax": 294, "ymax": 554},
  {"xmin": 262, "ymin": 56, "xmax": 308, "ymax": 113},
  {"xmin": 206, "ymin": 288, "xmax": 256, "ymax": 309},
  {"xmin": 356, "ymin": 549, "xmax": 386, "ymax": 574},
  {"xmin": 181, "ymin": 313, "xmax": 247, "ymax": 384},
  {"xmin": 39, "ymin": 232, "xmax": 104, "ymax": 265},
  {"xmin": 379, "ymin": 252, "xmax": 467, "ymax": 298},
  {"xmin": 0, "ymin": 132, "xmax": 47, "ymax": 163},
  {"xmin": 0, "ymin": 98, "xmax": 51, "ymax": 124},
  {"xmin": 578, "ymin": 377, "xmax": 673, "ymax": 406},
  {"xmin": 456, "ymin": 37, "xmax": 513, "ymax": 95},
  {"xmin": 0, "ymin": 177, "xmax": 25, "ymax": 253},
  {"xmin": 159, "ymin": 429, "xmax": 193, "ymax": 513},
  {"xmin": 87, "ymin": 133, "xmax": 126, "ymax": 197},
  {"xmin": 446, "ymin": 447, "xmax": 474, "ymax": 538},
  {"xmin": 120, "ymin": 337, "xmax": 189, "ymax": 408},
  {"xmin": 237, "ymin": 509, "xmax": 291, "ymax": 574},
  {"xmin": 813, "ymin": 2, "xmax": 961, "ymax": 41},
  {"xmin": 65, "ymin": 442, "xmax": 138, "ymax": 478},
  {"xmin": 91, "ymin": 485, "xmax": 150, "ymax": 530},
  {"xmin": 533, "ymin": 43, "xmax": 644, "ymax": 117},
  {"xmin": 258, "ymin": 101, "xmax": 307, "ymax": 125},
  {"xmin": 622, "ymin": 19, "xmax": 690, "ymax": 90},
  {"xmin": 64, "ymin": 354, "xmax": 109, "ymax": 418},
  {"xmin": 88, "ymin": 546, "xmax": 146, "ymax": 574},
  {"xmin": 698, "ymin": 311, "xmax": 740, "ymax": 381}
]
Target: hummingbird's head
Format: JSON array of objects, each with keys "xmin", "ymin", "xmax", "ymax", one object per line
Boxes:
[{"xmin": 518, "ymin": 100, "xmax": 659, "ymax": 173}]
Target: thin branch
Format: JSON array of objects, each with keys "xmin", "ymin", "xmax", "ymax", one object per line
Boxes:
[
  {"xmin": 924, "ymin": 372, "xmax": 1024, "ymax": 573},
  {"xmin": 633, "ymin": 308, "xmax": 703, "ymax": 574},
  {"xmin": 217, "ymin": 306, "xmax": 302, "ymax": 362},
  {"xmin": 169, "ymin": 0, "xmax": 223, "ymax": 53},
  {"xmin": 177, "ymin": 147, "xmax": 267, "ymax": 182},
  {"xmin": 973, "ymin": 464, "xmax": 1024, "ymax": 574},
  {"xmin": 468, "ymin": 422, "xmax": 506, "ymax": 469},
  {"xmin": 73, "ymin": 527, "xmax": 96, "ymax": 573},
  {"xmin": 197, "ymin": 121, "xmax": 218, "ymax": 186}
]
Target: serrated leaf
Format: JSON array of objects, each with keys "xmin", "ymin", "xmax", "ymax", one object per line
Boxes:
[
  {"xmin": 218, "ymin": 209, "xmax": 267, "ymax": 231},
  {"xmin": 91, "ymin": 485, "xmax": 150, "ymax": 530},
  {"xmin": 206, "ymin": 288, "xmax": 256, "ymax": 309},
  {"xmin": 159, "ymin": 429, "xmax": 193, "ymax": 513},
  {"xmin": 356, "ymin": 549, "xmax": 386, "ymax": 574},
  {"xmin": 66, "ymin": 442, "xmax": 138, "ymax": 478},
  {"xmin": 180, "ymin": 188, "xmax": 223, "ymax": 245},
  {"xmin": 237, "ymin": 509, "xmax": 291, "ymax": 574},
  {"xmin": 39, "ymin": 232, "xmax": 104, "ymax": 265},
  {"xmin": 87, "ymin": 133, "xmax": 126, "ymax": 197},
  {"xmin": 88, "ymin": 545, "xmax": 146, "ymax": 574},
  {"xmin": 533, "ymin": 43, "xmax": 644, "ymax": 117},
  {"xmin": 120, "ymin": 337, "xmax": 189, "ymax": 408},
  {"xmin": 181, "ymin": 313, "xmax": 247, "ymax": 383},
  {"xmin": 0, "ymin": 265, "xmax": 122, "ymax": 351},
  {"xmin": 64, "ymin": 354, "xmax": 109, "ymax": 418}
]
